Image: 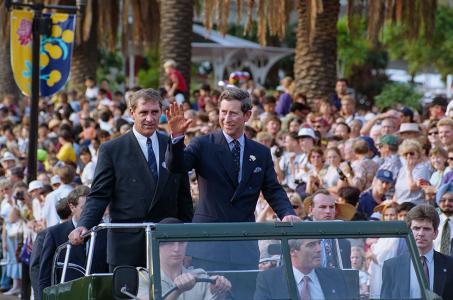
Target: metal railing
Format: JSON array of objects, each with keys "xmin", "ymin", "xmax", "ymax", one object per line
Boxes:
[{"xmin": 52, "ymin": 222, "xmax": 156, "ymax": 285}]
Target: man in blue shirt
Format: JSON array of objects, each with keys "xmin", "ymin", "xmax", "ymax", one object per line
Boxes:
[{"xmin": 357, "ymin": 169, "xmax": 394, "ymax": 219}]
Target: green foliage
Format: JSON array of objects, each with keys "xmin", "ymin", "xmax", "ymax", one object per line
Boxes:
[
  {"xmin": 382, "ymin": 5, "xmax": 453, "ymax": 81},
  {"xmin": 337, "ymin": 17, "xmax": 370, "ymax": 77},
  {"xmin": 137, "ymin": 50, "xmax": 160, "ymax": 89},
  {"xmin": 374, "ymin": 82, "xmax": 422, "ymax": 111},
  {"xmin": 96, "ymin": 48, "xmax": 125, "ymax": 92}
]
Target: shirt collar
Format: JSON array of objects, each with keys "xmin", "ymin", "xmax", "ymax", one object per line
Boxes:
[
  {"xmin": 222, "ymin": 131, "xmax": 245, "ymax": 147},
  {"xmin": 292, "ymin": 266, "xmax": 316, "ymax": 284},
  {"xmin": 133, "ymin": 125, "xmax": 157, "ymax": 144},
  {"xmin": 422, "ymin": 248, "xmax": 434, "ymax": 264}
]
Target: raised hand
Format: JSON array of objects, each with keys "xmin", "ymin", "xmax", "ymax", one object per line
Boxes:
[{"xmin": 166, "ymin": 102, "xmax": 192, "ymax": 138}]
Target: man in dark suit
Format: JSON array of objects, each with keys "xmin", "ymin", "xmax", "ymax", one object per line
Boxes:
[
  {"xmin": 166, "ymin": 87, "xmax": 299, "ymax": 269},
  {"xmin": 307, "ymin": 190, "xmax": 352, "ymax": 269},
  {"xmin": 30, "ymin": 195, "xmax": 72, "ymax": 300},
  {"xmin": 39, "ymin": 186, "xmax": 108, "ymax": 299},
  {"xmin": 69, "ymin": 88, "xmax": 193, "ymax": 270},
  {"xmin": 381, "ymin": 204, "xmax": 453, "ymax": 299},
  {"xmin": 254, "ymin": 239, "xmax": 357, "ymax": 300}
]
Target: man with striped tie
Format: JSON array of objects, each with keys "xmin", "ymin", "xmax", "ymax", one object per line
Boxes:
[{"xmin": 434, "ymin": 182, "xmax": 453, "ymax": 255}]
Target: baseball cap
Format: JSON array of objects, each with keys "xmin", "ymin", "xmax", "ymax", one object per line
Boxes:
[
  {"xmin": 400, "ymin": 107, "xmax": 414, "ymax": 118},
  {"xmin": 378, "ymin": 135, "xmax": 399, "ymax": 147},
  {"xmin": 28, "ymin": 180, "xmax": 44, "ymax": 193},
  {"xmin": 360, "ymin": 136, "xmax": 378, "ymax": 156},
  {"xmin": 297, "ymin": 127, "xmax": 317, "ymax": 140},
  {"xmin": 1, "ymin": 152, "xmax": 17, "ymax": 163},
  {"xmin": 376, "ymin": 169, "xmax": 394, "ymax": 183}
]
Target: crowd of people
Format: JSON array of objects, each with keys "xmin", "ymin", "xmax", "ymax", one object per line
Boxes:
[{"xmin": 0, "ymin": 58, "xmax": 453, "ymax": 299}]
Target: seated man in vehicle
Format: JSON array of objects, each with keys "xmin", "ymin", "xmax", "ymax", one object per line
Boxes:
[
  {"xmin": 138, "ymin": 218, "xmax": 232, "ymax": 300},
  {"xmin": 254, "ymin": 238, "xmax": 357, "ymax": 300}
]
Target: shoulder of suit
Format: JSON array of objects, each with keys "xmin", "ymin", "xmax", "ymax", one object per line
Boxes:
[
  {"xmin": 435, "ymin": 250, "xmax": 453, "ymax": 265},
  {"xmin": 99, "ymin": 131, "xmax": 131, "ymax": 150}
]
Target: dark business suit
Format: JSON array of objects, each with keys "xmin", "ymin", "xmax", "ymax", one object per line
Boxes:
[
  {"xmin": 322, "ymin": 238, "xmax": 351, "ymax": 269},
  {"xmin": 30, "ymin": 230, "xmax": 46, "ymax": 299},
  {"xmin": 254, "ymin": 266, "xmax": 358, "ymax": 300},
  {"xmin": 167, "ymin": 131, "xmax": 295, "ymax": 269},
  {"xmin": 38, "ymin": 220, "xmax": 107, "ymax": 299},
  {"xmin": 381, "ymin": 251, "xmax": 453, "ymax": 299},
  {"xmin": 79, "ymin": 130, "xmax": 193, "ymax": 267}
]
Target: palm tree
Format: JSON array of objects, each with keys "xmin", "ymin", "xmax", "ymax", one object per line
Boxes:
[
  {"xmin": 0, "ymin": 1, "xmax": 20, "ymax": 99},
  {"xmin": 203, "ymin": 0, "xmax": 437, "ymax": 101},
  {"xmin": 159, "ymin": 0, "xmax": 194, "ymax": 90}
]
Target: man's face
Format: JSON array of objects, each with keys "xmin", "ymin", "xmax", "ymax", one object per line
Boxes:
[
  {"xmin": 219, "ymin": 100, "xmax": 251, "ymax": 139},
  {"xmin": 373, "ymin": 179, "xmax": 391, "ymax": 195},
  {"xmin": 130, "ymin": 98, "xmax": 162, "ymax": 137},
  {"xmin": 439, "ymin": 192, "xmax": 453, "ymax": 216},
  {"xmin": 410, "ymin": 219, "xmax": 438, "ymax": 254},
  {"xmin": 335, "ymin": 81, "xmax": 347, "ymax": 96},
  {"xmin": 159, "ymin": 241, "xmax": 187, "ymax": 268},
  {"xmin": 284, "ymin": 135, "xmax": 299, "ymax": 153},
  {"xmin": 380, "ymin": 119, "xmax": 397, "ymax": 135},
  {"xmin": 439, "ymin": 125, "xmax": 453, "ymax": 147},
  {"xmin": 290, "ymin": 239, "xmax": 322, "ymax": 273},
  {"xmin": 298, "ymin": 137, "xmax": 314, "ymax": 153},
  {"xmin": 334, "ymin": 124, "xmax": 349, "ymax": 140},
  {"xmin": 71, "ymin": 196, "xmax": 86, "ymax": 223},
  {"xmin": 311, "ymin": 194, "xmax": 336, "ymax": 220},
  {"xmin": 266, "ymin": 120, "xmax": 280, "ymax": 136}
]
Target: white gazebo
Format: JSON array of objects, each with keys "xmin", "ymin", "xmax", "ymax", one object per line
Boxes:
[{"xmin": 192, "ymin": 24, "xmax": 294, "ymax": 85}]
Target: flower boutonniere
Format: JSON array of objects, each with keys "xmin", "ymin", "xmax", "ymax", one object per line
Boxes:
[{"xmin": 249, "ymin": 155, "xmax": 256, "ymax": 162}]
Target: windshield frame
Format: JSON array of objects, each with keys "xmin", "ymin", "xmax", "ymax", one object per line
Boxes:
[{"xmin": 150, "ymin": 221, "xmax": 429, "ymax": 300}]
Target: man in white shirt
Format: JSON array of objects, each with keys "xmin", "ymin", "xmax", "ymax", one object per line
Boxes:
[{"xmin": 381, "ymin": 204, "xmax": 453, "ymax": 299}]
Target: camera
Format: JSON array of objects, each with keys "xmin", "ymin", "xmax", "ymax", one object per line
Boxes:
[{"xmin": 14, "ymin": 191, "xmax": 25, "ymax": 201}]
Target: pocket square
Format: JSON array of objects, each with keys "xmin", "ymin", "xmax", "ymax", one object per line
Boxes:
[
  {"xmin": 161, "ymin": 161, "xmax": 167, "ymax": 169},
  {"xmin": 253, "ymin": 167, "xmax": 262, "ymax": 173}
]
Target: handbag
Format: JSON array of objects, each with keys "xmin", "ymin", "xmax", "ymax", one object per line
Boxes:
[{"xmin": 18, "ymin": 236, "xmax": 33, "ymax": 265}]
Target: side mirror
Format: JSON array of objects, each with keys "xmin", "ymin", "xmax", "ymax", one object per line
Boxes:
[{"xmin": 112, "ymin": 266, "xmax": 139, "ymax": 300}]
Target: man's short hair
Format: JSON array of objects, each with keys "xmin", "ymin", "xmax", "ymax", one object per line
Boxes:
[
  {"xmin": 218, "ymin": 87, "xmax": 252, "ymax": 113},
  {"xmin": 437, "ymin": 118, "xmax": 453, "ymax": 129},
  {"xmin": 67, "ymin": 185, "xmax": 90, "ymax": 207},
  {"xmin": 405, "ymin": 204, "xmax": 440, "ymax": 230},
  {"xmin": 128, "ymin": 88, "xmax": 163, "ymax": 112},
  {"xmin": 55, "ymin": 197, "xmax": 72, "ymax": 220},
  {"xmin": 55, "ymin": 164, "xmax": 75, "ymax": 184},
  {"xmin": 312, "ymin": 189, "xmax": 331, "ymax": 206},
  {"xmin": 397, "ymin": 202, "xmax": 416, "ymax": 214}
]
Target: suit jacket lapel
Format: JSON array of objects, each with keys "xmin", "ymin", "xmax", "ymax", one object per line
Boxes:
[
  {"xmin": 148, "ymin": 132, "xmax": 170, "ymax": 213},
  {"xmin": 434, "ymin": 251, "xmax": 447, "ymax": 296},
  {"xmin": 214, "ymin": 132, "xmax": 237, "ymax": 187}
]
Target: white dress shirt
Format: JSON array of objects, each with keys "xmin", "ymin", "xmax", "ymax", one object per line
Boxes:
[
  {"xmin": 43, "ymin": 184, "xmax": 73, "ymax": 227},
  {"xmin": 133, "ymin": 126, "xmax": 160, "ymax": 176},
  {"xmin": 410, "ymin": 248, "xmax": 434, "ymax": 298},
  {"xmin": 434, "ymin": 213, "xmax": 453, "ymax": 252},
  {"xmin": 222, "ymin": 132, "xmax": 245, "ymax": 183},
  {"xmin": 293, "ymin": 267, "xmax": 325, "ymax": 300}
]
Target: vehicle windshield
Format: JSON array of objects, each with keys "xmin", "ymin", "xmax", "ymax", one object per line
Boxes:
[{"xmin": 138, "ymin": 227, "xmax": 427, "ymax": 300}]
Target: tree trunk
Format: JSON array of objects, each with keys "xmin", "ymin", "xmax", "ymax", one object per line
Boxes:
[
  {"xmin": 294, "ymin": 0, "xmax": 340, "ymax": 103},
  {"xmin": 69, "ymin": 1, "xmax": 99, "ymax": 92},
  {"xmin": 0, "ymin": 11, "xmax": 20, "ymax": 99},
  {"xmin": 159, "ymin": 0, "xmax": 194, "ymax": 92}
]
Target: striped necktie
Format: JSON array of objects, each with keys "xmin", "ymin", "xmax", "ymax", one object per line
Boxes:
[{"xmin": 146, "ymin": 138, "xmax": 158, "ymax": 182}]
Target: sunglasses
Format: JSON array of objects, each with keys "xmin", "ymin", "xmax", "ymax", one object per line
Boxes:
[
  {"xmin": 428, "ymin": 131, "xmax": 439, "ymax": 136},
  {"xmin": 404, "ymin": 151, "xmax": 416, "ymax": 157},
  {"xmin": 448, "ymin": 157, "xmax": 453, "ymax": 161},
  {"xmin": 292, "ymin": 205, "xmax": 300, "ymax": 209}
]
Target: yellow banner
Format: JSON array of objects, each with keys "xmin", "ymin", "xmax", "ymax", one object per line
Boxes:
[{"xmin": 10, "ymin": 10, "xmax": 33, "ymax": 96}]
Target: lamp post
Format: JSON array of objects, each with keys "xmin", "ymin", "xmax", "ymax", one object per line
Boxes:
[
  {"xmin": 5, "ymin": 0, "xmax": 85, "ymax": 185},
  {"xmin": 5, "ymin": 2, "xmax": 84, "ymax": 299}
]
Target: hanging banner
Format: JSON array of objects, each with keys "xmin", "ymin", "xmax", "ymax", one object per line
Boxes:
[
  {"xmin": 11, "ymin": 10, "xmax": 76, "ymax": 97},
  {"xmin": 10, "ymin": 10, "xmax": 33, "ymax": 96},
  {"xmin": 39, "ymin": 13, "xmax": 76, "ymax": 97}
]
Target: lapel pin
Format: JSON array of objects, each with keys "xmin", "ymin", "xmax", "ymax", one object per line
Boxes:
[
  {"xmin": 444, "ymin": 268, "xmax": 447, "ymax": 272},
  {"xmin": 249, "ymin": 155, "xmax": 256, "ymax": 162},
  {"xmin": 332, "ymin": 289, "xmax": 336, "ymax": 293},
  {"xmin": 253, "ymin": 167, "xmax": 262, "ymax": 173}
]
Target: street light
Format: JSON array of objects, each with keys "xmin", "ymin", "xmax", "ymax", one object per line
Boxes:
[{"xmin": 5, "ymin": 0, "xmax": 85, "ymax": 185}]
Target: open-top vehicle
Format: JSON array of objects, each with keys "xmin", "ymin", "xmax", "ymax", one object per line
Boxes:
[{"xmin": 43, "ymin": 221, "xmax": 441, "ymax": 300}]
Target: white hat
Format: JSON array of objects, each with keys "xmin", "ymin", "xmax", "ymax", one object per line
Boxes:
[
  {"xmin": 51, "ymin": 175, "xmax": 61, "ymax": 185},
  {"xmin": 1, "ymin": 152, "xmax": 17, "ymax": 163},
  {"xmin": 297, "ymin": 127, "xmax": 317, "ymax": 140},
  {"xmin": 28, "ymin": 180, "xmax": 44, "ymax": 192},
  {"xmin": 399, "ymin": 123, "xmax": 420, "ymax": 133}
]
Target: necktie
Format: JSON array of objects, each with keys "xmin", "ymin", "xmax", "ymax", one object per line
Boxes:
[
  {"xmin": 421, "ymin": 255, "xmax": 429, "ymax": 287},
  {"xmin": 231, "ymin": 139, "xmax": 241, "ymax": 183},
  {"xmin": 440, "ymin": 218, "xmax": 451, "ymax": 255},
  {"xmin": 300, "ymin": 275, "xmax": 311, "ymax": 300},
  {"xmin": 146, "ymin": 138, "xmax": 158, "ymax": 182}
]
